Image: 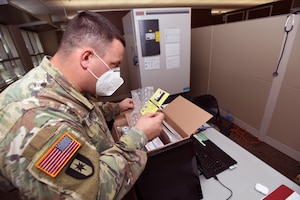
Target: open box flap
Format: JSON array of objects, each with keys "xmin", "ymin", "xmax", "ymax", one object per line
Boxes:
[{"xmin": 162, "ymin": 95, "xmax": 213, "ymax": 137}]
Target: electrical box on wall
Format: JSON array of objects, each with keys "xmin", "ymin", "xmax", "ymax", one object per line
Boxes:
[{"xmin": 122, "ymin": 8, "xmax": 191, "ymax": 95}]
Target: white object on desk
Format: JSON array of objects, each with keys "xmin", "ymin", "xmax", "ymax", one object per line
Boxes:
[
  {"xmin": 255, "ymin": 183, "xmax": 269, "ymax": 195},
  {"xmin": 286, "ymin": 192, "xmax": 300, "ymax": 200},
  {"xmin": 199, "ymin": 126, "xmax": 300, "ymax": 200}
]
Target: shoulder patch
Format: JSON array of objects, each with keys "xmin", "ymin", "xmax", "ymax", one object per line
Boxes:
[
  {"xmin": 66, "ymin": 153, "xmax": 94, "ymax": 179},
  {"xmin": 35, "ymin": 132, "xmax": 81, "ymax": 177}
]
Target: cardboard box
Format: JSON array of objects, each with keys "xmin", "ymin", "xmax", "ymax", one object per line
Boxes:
[
  {"xmin": 111, "ymin": 109, "xmax": 132, "ymax": 142},
  {"xmin": 112, "ymin": 95, "xmax": 213, "ymax": 150},
  {"xmin": 162, "ymin": 95, "xmax": 213, "ymax": 139}
]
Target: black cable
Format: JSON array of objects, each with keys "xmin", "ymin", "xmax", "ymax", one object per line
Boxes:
[
  {"xmin": 214, "ymin": 175, "xmax": 233, "ymax": 200},
  {"xmin": 273, "ymin": 30, "xmax": 289, "ymax": 77},
  {"xmin": 273, "ymin": 14, "xmax": 294, "ymax": 77}
]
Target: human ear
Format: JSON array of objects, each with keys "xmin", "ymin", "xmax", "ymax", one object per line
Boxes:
[{"xmin": 80, "ymin": 50, "xmax": 93, "ymax": 70}]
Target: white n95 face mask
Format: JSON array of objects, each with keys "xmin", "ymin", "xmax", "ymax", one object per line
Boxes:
[{"xmin": 87, "ymin": 52, "xmax": 124, "ymax": 96}]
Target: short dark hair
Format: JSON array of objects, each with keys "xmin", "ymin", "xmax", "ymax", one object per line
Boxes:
[{"xmin": 58, "ymin": 11, "xmax": 125, "ymax": 56}]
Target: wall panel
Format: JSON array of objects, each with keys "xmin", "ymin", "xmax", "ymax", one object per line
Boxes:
[
  {"xmin": 267, "ymin": 19, "xmax": 300, "ymax": 154},
  {"xmin": 190, "ymin": 27, "xmax": 212, "ymax": 95},
  {"xmin": 191, "ymin": 14, "xmax": 300, "ymax": 161}
]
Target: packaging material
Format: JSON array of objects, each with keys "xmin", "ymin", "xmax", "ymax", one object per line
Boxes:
[
  {"xmin": 112, "ymin": 94, "xmax": 213, "ymax": 152},
  {"xmin": 145, "ymin": 138, "xmax": 165, "ymax": 151},
  {"xmin": 111, "ymin": 109, "xmax": 132, "ymax": 142},
  {"xmin": 130, "ymin": 87, "xmax": 154, "ymax": 127},
  {"xmin": 162, "ymin": 95, "xmax": 213, "ymax": 139},
  {"xmin": 161, "ymin": 120, "xmax": 182, "ymax": 143}
]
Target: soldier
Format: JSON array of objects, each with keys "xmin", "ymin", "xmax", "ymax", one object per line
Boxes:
[{"xmin": 0, "ymin": 12, "xmax": 164, "ymax": 199}]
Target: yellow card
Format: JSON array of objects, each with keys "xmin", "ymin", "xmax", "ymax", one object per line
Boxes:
[{"xmin": 140, "ymin": 88, "xmax": 169, "ymax": 115}]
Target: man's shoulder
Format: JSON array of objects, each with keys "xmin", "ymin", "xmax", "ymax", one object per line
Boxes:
[{"xmin": 0, "ymin": 66, "xmax": 47, "ymax": 100}]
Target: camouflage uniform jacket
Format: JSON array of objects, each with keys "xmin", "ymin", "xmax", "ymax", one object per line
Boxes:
[{"xmin": 0, "ymin": 56, "xmax": 148, "ymax": 200}]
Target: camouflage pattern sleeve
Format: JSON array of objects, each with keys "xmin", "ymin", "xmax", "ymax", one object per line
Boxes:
[
  {"xmin": 98, "ymin": 127, "xmax": 148, "ymax": 200},
  {"xmin": 96, "ymin": 101, "xmax": 120, "ymax": 122},
  {"xmin": 0, "ymin": 57, "xmax": 149, "ymax": 200}
]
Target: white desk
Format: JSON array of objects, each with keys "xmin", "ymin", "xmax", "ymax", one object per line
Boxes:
[{"xmin": 200, "ymin": 127, "xmax": 300, "ymax": 200}]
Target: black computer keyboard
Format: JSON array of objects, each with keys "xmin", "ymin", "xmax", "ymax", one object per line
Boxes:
[
  {"xmin": 194, "ymin": 148, "xmax": 227, "ymax": 179},
  {"xmin": 191, "ymin": 133, "xmax": 237, "ymax": 179}
]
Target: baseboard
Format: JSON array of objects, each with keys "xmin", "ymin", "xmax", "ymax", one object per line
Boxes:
[
  {"xmin": 264, "ymin": 136, "xmax": 300, "ymax": 162},
  {"xmin": 231, "ymin": 117, "xmax": 300, "ymax": 162}
]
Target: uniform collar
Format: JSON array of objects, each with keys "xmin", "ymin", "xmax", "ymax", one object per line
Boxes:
[{"xmin": 40, "ymin": 56, "xmax": 94, "ymax": 110}]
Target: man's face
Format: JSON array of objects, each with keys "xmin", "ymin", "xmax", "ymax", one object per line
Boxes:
[
  {"xmin": 99, "ymin": 39, "xmax": 124, "ymax": 72},
  {"xmin": 86, "ymin": 39, "xmax": 125, "ymax": 95}
]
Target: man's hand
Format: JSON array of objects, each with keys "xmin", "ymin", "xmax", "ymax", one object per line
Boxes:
[
  {"xmin": 135, "ymin": 112, "xmax": 165, "ymax": 141},
  {"xmin": 119, "ymin": 98, "xmax": 134, "ymax": 112}
]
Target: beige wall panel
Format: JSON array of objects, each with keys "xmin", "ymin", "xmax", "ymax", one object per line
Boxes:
[
  {"xmin": 191, "ymin": 15, "xmax": 300, "ymax": 160},
  {"xmin": 267, "ymin": 86, "xmax": 300, "ymax": 152},
  {"xmin": 190, "ymin": 27, "xmax": 212, "ymax": 95},
  {"xmin": 207, "ymin": 15, "xmax": 286, "ymax": 128},
  {"xmin": 211, "ymin": 16, "xmax": 285, "ymax": 80},
  {"xmin": 209, "ymin": 67, "xmax": 271, "ymax": 129},
  {"xmin": 267, "ymin": 23, "xmax": 300, "ymax": 152}
]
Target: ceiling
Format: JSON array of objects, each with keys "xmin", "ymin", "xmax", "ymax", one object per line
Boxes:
[{"xmin": 1, "ymin": 0, "xmax": 281, "ymax": 31}]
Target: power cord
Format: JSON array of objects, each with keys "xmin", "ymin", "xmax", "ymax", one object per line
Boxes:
[
  {"xmin": 213, "ymin": 175, "xmax": 233, "ymax": 200},
  {"xmin": 230, "ymin": 124, "xmax": 261, "ymax": 145}
]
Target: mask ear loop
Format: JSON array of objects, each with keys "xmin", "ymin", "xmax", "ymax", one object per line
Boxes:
[
  {"xmin": 273, "ymin": 14, "xmax": 294, "ymax": 77},
  {"xmin": 93, "ymin": 51, "xmax": 111, "ymax": 70},
  {"xmin": 87, "ymin": 68, "xmax": 99, "ymax": 80}
]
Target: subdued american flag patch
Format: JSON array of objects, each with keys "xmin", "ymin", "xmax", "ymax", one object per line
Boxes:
[{"xmin": 36, "ymin": 132, "xmax": 81, "ymax": 177}]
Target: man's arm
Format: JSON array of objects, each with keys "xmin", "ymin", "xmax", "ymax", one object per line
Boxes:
[{"xmin": 96, "ymin": 98, "xmax": 134, "ymax": 122}]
